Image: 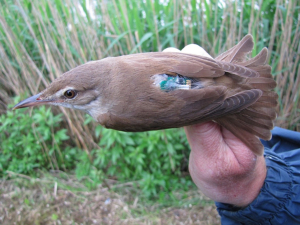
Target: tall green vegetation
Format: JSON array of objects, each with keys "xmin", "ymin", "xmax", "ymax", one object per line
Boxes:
[{"xmin": 0, "ymin": 0, "xmax": 299, "ymax": 196}]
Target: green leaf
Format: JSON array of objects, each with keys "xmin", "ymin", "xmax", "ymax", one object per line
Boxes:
[{"xmin": 130, "ymin": 32, "xmax": 153, "ymax": 54}]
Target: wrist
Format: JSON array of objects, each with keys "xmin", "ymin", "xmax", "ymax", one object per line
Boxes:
[
  {"xmin": 229, "ymin": 155, "xmax": 267, "ymax": 207},
  {"xmin": 190, "ymin": 148, "xmax": 267, "ymax": 206}
]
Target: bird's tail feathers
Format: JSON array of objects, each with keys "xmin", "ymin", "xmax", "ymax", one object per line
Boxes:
[{"xmin": 215, "ymin": 35, "xmax": 278, "ymax": 155}]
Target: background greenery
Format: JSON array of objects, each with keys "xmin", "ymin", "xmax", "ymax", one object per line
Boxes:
[{"xmin": 0, "ymin": 0, "xmax": 299, "ymax": 199}]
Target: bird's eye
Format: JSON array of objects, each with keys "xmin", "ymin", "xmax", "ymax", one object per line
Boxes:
[{"xmin": 64, "ymin": 90, "xmax": 77, "ymax": 99}]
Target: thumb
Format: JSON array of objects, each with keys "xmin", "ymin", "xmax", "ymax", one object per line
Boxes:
[{"xmin": 184, "ymin": 122, "xmax": 224, "ymax": 156}]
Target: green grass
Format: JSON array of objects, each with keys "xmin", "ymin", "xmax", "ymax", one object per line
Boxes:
[{"xmin": 0, "ymin": 0, "xmax": 299, "ymax": 200}]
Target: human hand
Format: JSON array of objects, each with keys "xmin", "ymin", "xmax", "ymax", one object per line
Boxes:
[
  {"xmin": 185, "ymin": 122, "xmax": 266, "ymax": 207},
  {"xmin": 163, "ymin": 45, "xmax": 267, "ymax": 207}
]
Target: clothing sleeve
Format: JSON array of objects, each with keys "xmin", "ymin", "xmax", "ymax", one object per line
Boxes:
[{"xmin": 215, "ymin": 127, "xmax": 300, "ymax": 225}]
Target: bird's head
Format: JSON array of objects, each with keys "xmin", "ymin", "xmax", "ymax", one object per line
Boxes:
[{"xmin": 13, "ymin": 59, "xmax": 113, "ymax": 117}]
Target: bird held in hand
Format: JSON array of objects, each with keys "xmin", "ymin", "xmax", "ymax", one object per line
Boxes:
[{"xmin": 13, "ymin": 34, "xmax": 278, "ymax": 155}]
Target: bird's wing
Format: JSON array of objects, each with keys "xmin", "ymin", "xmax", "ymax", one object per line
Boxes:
[
  {"xmin": 173, "ymin": 88, "xmax": 263, "ymax": 124},
  {"xmin": 166, "ymin": 52, "xmax": 225, "ymax": 78},
  {"xmin": 136, "ymin": 52, "xmax": 260, "ymax": 79},
  {"xmin": 122, "ymin": 52, "xmax": 225, "ymax": 78}
]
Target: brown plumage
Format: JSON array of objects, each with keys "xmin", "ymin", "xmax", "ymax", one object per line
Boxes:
[{"xmin": 13, "ymin": 34, "xmax": 278, "ymax": 155}]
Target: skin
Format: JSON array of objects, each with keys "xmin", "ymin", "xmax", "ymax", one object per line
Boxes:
[{"xmin": 185, "ymin": 121, "xmax": 267, "ymax": 207}]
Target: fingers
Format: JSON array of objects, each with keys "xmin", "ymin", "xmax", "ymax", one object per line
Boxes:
[
  {"xmin": 162, "ymin": 47, "xmax": 181, "ymax": 52},
  {"xmin": 184, "ymin": 122, "xmax": 224, "ymax": 157},
  {"xmin": 181, "ymin": 44, "xmax": 213, "ymax": 58},
  {"xmin": 162, "ymin": 43, "xmax": 213, "ymax": 59}
]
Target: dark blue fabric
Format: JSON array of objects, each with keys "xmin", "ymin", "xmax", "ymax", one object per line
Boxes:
[{"xmin": 216, "ymin": 127, "xmax": 300, "ymax": 224}]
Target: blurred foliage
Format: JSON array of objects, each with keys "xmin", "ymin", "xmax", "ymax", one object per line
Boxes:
[
  {"xmin": 0, "ymin": 98, "xmax": 79, "ymax": 176},
  {"xmin": 0, "ymin": 0, "xmax": 299, "ymax": 198}
]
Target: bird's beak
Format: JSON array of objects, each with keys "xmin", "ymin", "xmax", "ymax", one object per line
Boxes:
[{"xmin": 13, "ymin": 93, "xmax": 52, "ymax": 110}]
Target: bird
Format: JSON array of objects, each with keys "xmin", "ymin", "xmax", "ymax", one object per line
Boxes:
[{"xmin": 13, "ymin": 34, "xmax": 278, "ymax": 155}]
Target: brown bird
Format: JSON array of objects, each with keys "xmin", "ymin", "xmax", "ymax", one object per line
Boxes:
[{"xmin": 13, "ymin": 34, "xmax": 278, "ymax": 155}]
